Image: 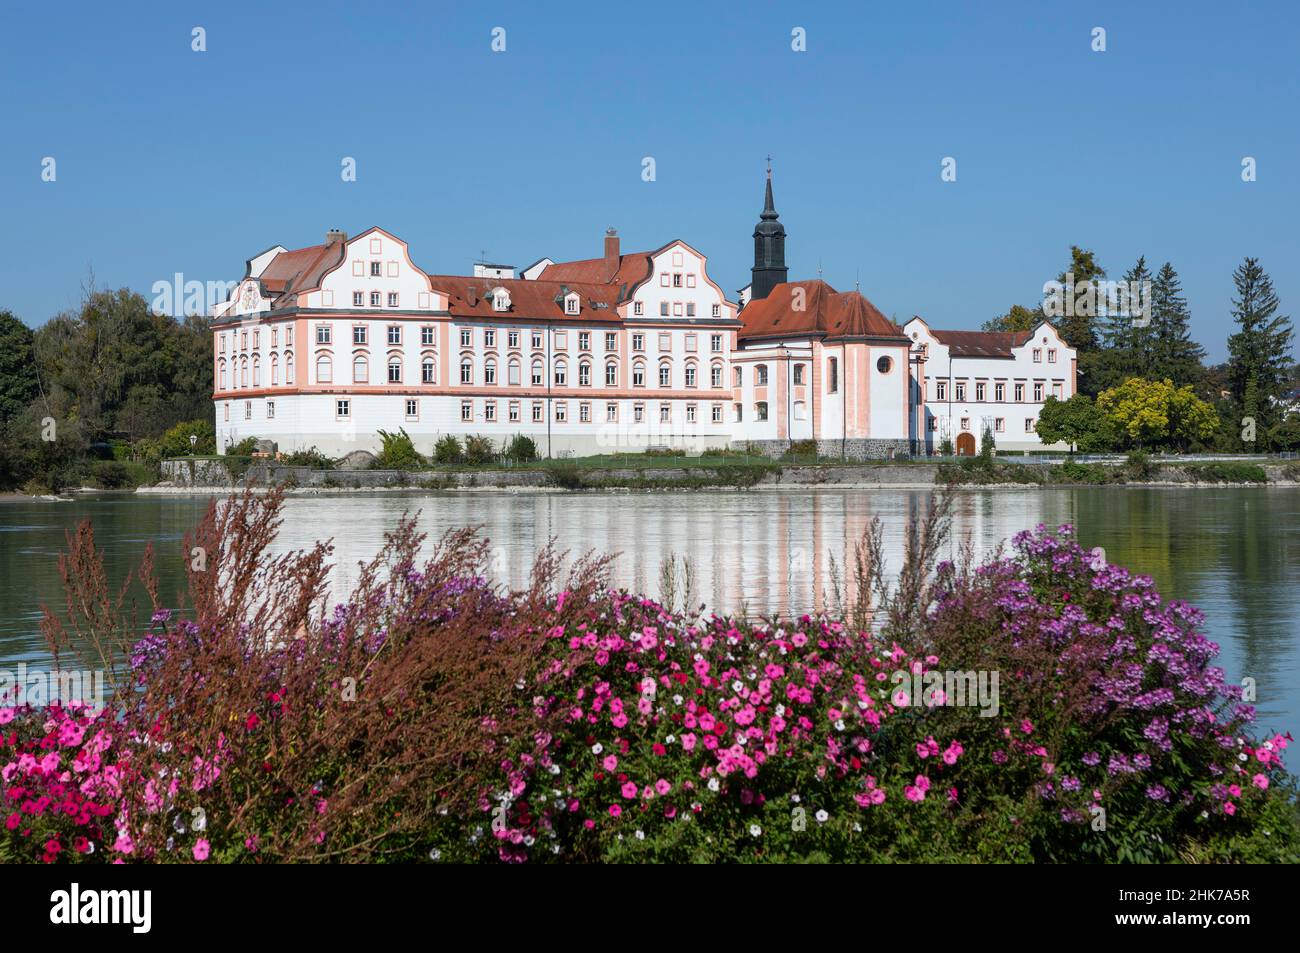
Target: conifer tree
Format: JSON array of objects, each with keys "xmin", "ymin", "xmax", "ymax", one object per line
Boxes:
[
  {"xmin": 1149, "ymin": 262, "xmax": 1205, "ymax": 387},
  {"xmin": 1226, "ymin": 258, "xmax": 1294, "ymax": 449}
]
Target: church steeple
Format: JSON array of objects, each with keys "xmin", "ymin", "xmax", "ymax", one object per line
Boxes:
[{"xmin": 751, "ymin": 158, "xmax": 788, "ymax": 301}]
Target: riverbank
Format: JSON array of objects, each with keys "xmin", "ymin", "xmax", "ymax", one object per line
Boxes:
[{"xmin": 135, "ymin": 456, "xmax": 1300, "ymax": 494}]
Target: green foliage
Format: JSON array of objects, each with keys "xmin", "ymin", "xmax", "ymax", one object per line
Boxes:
[
  {"xmin": 503, "ymin": 434, "xmax": 538, "ymax": 463},
  {"xmin": 981, "ymin": 303, "xmax": 1041, "ymax": 333},
  {"xmin": 643, "ymin": 446, "xmax": 687, "ymax": 457},
  {"xmin": 0, "ymin": 310, "xmax": 39, "ymax": 427},
  {"xmin": 1179, "ymin": 462, "xmax": 1268, "ymax": 484},
  {"xmin": 228, "ymin": 436, "xmax": 260, "ymax": 456},
  {"xmin": 1096, "ymin": 378, "xmax": 1219, "ymax": 450},
  {"xmin": 88, "ymin": 459, "xmax": 155, "ymax": 489},
  {"xmin": 783, "ymin": 439, "xmax": 819, "ymax": 459},
  {"xmin": 544, "ymin": 461, "xmax": 586, "ymax": 489},
  {"xmin": 937, "ymin": 437, "xmax": 954, "ymax": 457},
  {"xmin": 374, "ymin": 428, "xmax": 425, "ymax": 469},
  {"xmin": 463, "ymin": 434, "xmax": 497, "ymax": 466},
  {"xmin": 278, "ymin": 446, "xmax": 334, "ymax": 469},
  {"xmin": 432, "ymin": 434, "xmax": 464, "ymax": 465},
  {"xmin": 1227, "ymin": 258, "xmax": 1294, "ymax": 450},
  {"xmin": 1035, "ymin": 394, "xmax": 1113, "ymax": 452},
  {"xmin": 157, "ymin": 419, "xmax": 216, "ymax": 459}
]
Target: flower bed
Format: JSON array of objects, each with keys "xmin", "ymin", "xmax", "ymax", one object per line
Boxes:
[{"xmin": 2, "ymin": 490, "xmax": 1296, "ymax": 863}]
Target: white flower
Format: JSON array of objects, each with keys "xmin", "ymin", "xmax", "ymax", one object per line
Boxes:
[
  {"xmin": 815, "ymin": 810, "xmax": 829, "ymax": 823},
  {"xmin": 635, "ymin": 830, "xmax": 645, "ymax": 840},
  {"xmin": 665, "ymin": 734, "xmax": 676, "ymax": 744},
  {"xmin": 549, "ymin": 764, "xmax": 561, "ymax": 775},
  {"xmin": 1239, "ymin": 753, "xmax": 1249, "ymax": 762},
  {"xmin": 749, "ymin": 824, "xmax": 762, "ymax": 837},
  {"xmin": 591, "ymin": 743, "xmax": 603, "ymax": 755},
  {"xmin": 429, "ymin": 848, "xmax": 442, "ymax": 861},
  {"xmin": 852, "ymin": 822, "xmax": 862, "ymax": 832},
  {"xmin": 790, "ymin": 793, "xmax": 801, "ymax": 803},
  {"xmin": 776, "ymin": 704, "xmax": 786, "ymax": 717},
  {"xmin": 835, "ymin": 719, "xmax": 846, "ymax": 731},
  {"xmin": 707, "ymin": 777, "xmax": 720, "ymax": 792},
  {"xmin": 732, "ymin": 680, "xmax": 744, "ymax": 694},
  {"xmin": 523, "ymin": 835, "xmax": 535, "ymax": 847}
]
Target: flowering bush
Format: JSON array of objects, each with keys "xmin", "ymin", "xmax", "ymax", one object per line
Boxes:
[{"xmin": 2, "ymin": 490, "xmax": 1296, "ymax": 863}]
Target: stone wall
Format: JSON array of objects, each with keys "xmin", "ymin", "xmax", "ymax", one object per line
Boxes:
[{"xmin": 735, "ymin": 438, "xmax": 914, "ymax": 460}]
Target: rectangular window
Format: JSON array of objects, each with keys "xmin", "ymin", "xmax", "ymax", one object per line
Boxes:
[
  {"xmin": 353, "ymin": 291, "xmax": 364, "ymax": 307},
  {"xmin": 423, "ymin": 360, "xmax": 435, "ymax": 384},
  {"xmin": 554, "ymin": 331, "xmax": 567, "ymax": 349},
  {"xmin": 1015, "ymin": 382, "xmax": 1025, "ymax": 401},
  {"xmin": 995, "ymin": 382, "xmax": 1005, "ymax": 401},
  {"xmin": 685, "ymin": 334, "xmax": 697, "ymax": 352},
  {"xmin": 961, "ymin": 417, "xmax": 970, "ymax": 431},
  {"xmin": 509, "ymin": 402, "xmax": 520, "ymax": 423},
  {"xmin": 755, "ymin": 402, "xmax": 768, "ymax": 421},
  {"xmin": 244, "ymin": 401, "xmax": 252, "ymax": 421},
  {"xmin": 633, "ymin": 302, "xmax": 644, "ymax": 316},
  {"xmin": 660, "ymin": 302, "xmax": 669, "ymax": 317},
  {"xmin": 672, "ymin": 273, "xmax": 682, "ymax": 287},
  {"xmin": 555, "ymin": 402, "xmax": 567, "ymax": 423},
  {"xmin": 995, "ymin": 417, "xmax": 1005, "ymax": 432},
  {"xmin": 757, "ymin": 365, "xmax": 769, "ymax": 386},
  {"xmin": 975, "ymin": 382, "xmax": 986, "ymax": 402},
  {"xmin": 711, "ymin": 404, "xmax": 722, "ymax": 423},
  {"xmin": 223, "ymin": 404, "xmax": 229, "ymax": 421},
  {"xmin": 659, "ymin": 403, "xmax": 670, "ymax": 423},
  {"xmin": 316, "ymin": 325, "xmax": 332, "ymax": 345},
  {"xmin": 1033, "ymin": 382, "xmax": 1044, "ymax": 402},
  {"xmin": 579, "ymin": 403, "xmax": 590, "ymax": 423},
  {"xmin": 1032, "ymin": 348, "xmax": 1042, "ymax": 363},
  {"xmin": 605, "ymin": 332, "xmax": 617, "ymax": 351},
  {"xmin": 711, "ymin": 304, "xmax": 721, "ymax": 318},
  {"xmin": 266, "ymin": 400, "xmax": 275, "ymax": 419},
  {"xmin": 711, "ymin": 334, "xmax": 722, "ymax": 352},
  {"xmin": 1025, "ymin": 417, "xmax": 1036, "ymax": 432},
  {"xmin": 461, "ymin": 329, "xmax": 472, "ymax": 347},
  {"xmin": 405, "ymin": 399, "xmax": 418, "ymax": 419},
  {"xmin": 370, "ymin": 261, "xmax": 382, "ymax": 276},
  {"xmin": 632, "ymin": 333, "xmax": 645, "ymax": 351},
  {"xmin": 955, "ymin": 383, "xmax": 966, "ymax": 401},
  {"xmin": 532, "ymin": 402, "xmax": 543, "ymax": 423},
  {"xmin": 827, "ymin": 359, "xmax": 837, "ymax": 394},
  {"xmin": 353, "ymin": 325, "xmax": 368, "ymax": 345},
  {"xmin": 336, "ymin": 399, "xmax": 350, "ymax": 419},
  {"xmin": 388, "ymin": 325, "xmax": 401, "ymax": 345},
  {"xmin": 461, "ymin": 401, "xmax": 473, "ymax": 422},
  {"xmin": 532, "ymin": 331, "xmax": 543, "ymax": 349},
  {"xmin": 686, "ymin": 404, "xmax": 696, "ymax": 423},
  {"xmin": 421, "ymin": 326, "xmax": 435, "ymax": 346},
  {"xmin": 387, "ymin": 293, "xmax": 398, "ymax": 308},
  {"xmin": 485, "ymin": 402, "xmax": 496, "ymax": 422},
  {"xmin": 485, "ymin": 329, "xmax": 496, "ymax": 348},
  {"xmin": 686, "ymin": 304, "xmax": 696, "ymax": 317},
  {"xmin": 1048, "ymin": 349, "xmax": 1057, "ymax": 363},
  {"xmin": 1052, "ymin": 381, "xmax": 1063, "ymax": 399},
  {"xmin": 936, "ymin": 381, "xmax": 947, "ymax": 401},
  {"xmin": 579, "ymin": 332, "xmax": 590, "ymax": 351},
  {"xmin": 606, "ymin": 402, "xmax": 617, "ymax": 422},
  {"xmin": 509, "ymin": 330, "xmax": 519, "ymax": 348},
  {"xmin": 508, "ymin": 361, "xmax": 521, "ymax": 385},
  {"xmin": 370, "ymin": 291, "xmax": 381, "ymax": 307},
  {"xmin": 634, "ymin": 404, "xmax": 644, "ymax": 423}
]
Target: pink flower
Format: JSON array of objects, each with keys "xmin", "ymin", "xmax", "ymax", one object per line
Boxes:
[
  {"xmin": 621, "ymin": 781, "xmax": 638, "ymax": 799},
  {"xmin": 942, "ymin": 741, "xmax": 963, "ymax": 765},
  {"xmin": 655, "ymin": 778, "xmax": 671, "ymax": 795},
  {"xmin": 904, "ymin": 785, "xmax": 926, "ymax": 802},
  {"xmin": 1252, "ymin": 773, "xmax": 1269, "ymax": 790},
  {"xmin": 681, "ymin": 733, "xmax": 697, "ymax": 752},
  {"xmin": 602, "ymin": 755, "xmax": 619, "ymax": 771},
  {"xmin": 608, "ymin": 804, "xmax": 621, "ymax": 817},
  {"xmin": 1223, "ymin": 801, "xmax": 1236, "ymax": 816},
  {"xmin": 193, "ymin": 838, "xmax": 210, "ymax": 861}
]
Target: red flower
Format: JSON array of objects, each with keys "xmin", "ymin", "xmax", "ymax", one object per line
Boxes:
[
  {"xmin": 652, "ymin": 743, "xmax": 667, "ymax": 756},
  {"xmin": 245, "ymin": 713, "xmax": 260, "ymax": 731}
]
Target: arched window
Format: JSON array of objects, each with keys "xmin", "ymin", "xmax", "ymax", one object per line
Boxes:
[
  {"xmin": 633, "ymin": 361, "xmax": 646, "ymax": 388},
  {"xmin": 285, "ymin": 352, "xmax": 294, "ymax": 384},
  {"xmin": 578, "ymin": 362, "xmax": 591, "ymax": 387},
  {"xmin": 353, "ymin": 355, "xmax": 369, "ymax": 383},
  {"xmin": 422, "ymin": 357, "xmax": 436, "ymax": 384},
  {"xmin": 605, "ymin": 361, "xmax": 617, "ymax": 387},
  {"xmin": 316, "ymin": 355, "xmax": 332, "ymax": 383},
  {"xmin": 388, "ymin": 356, "xmax": 402, "ymax": 384},
  {"xmin": 711, "ymin": 363, "xmax": 723, "ymax": 388},
  {"xmin": 793, "ymin": 400, "xmax": 807, "ymax": 420},
  {"xmin": 484, "ymin": 359, "xmax": 496, "ymax": 385},
  {"xmin": 240, "ymin": 357, "xmax": 248, "ymax": 388},
  {"xmin": 271, "ymin": 355, "xmax": 279, "ymax": 385},
  {"xmin": 508, "ymin": 358, "xmax": 521, "ymax": 386},
  {"xmin": 793, "ymin": 363, "xmax": 806, "ymax": 385},
  {"xmin": 658, "ymin": 362, "xmax": 671, "ymax": 388},
  {"xmin": 252, "ymin": 356, "xmax": 261, "ymax": 387},
  {"xmin": 554, "ymin": 360, "xmax": 567, "ymax": 386},
  {"xmin": 684, "ymin": 363, "xmax": 697, "ymax": 388},
  {"xmin": 734, "ymin": 366, "xmax": 742, "ymax": 387},
  {"xmin": 756, "ymin": 364, "xmax": 768, "ymax": 386},
  {"xmin": 218, "ymin": 361, "xmax": 227, "ymax": 390},
  {"xmin": 531, "ymin": 360, "xmax": 543, "ymax": 386},
  {"xmin": 461, "ymin": 358, "xmax": 473, "ymax": 384}
]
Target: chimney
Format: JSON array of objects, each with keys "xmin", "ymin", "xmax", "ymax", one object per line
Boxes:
[
  {"xmin": 326, "ymin": 228, "xmax": 347, "ymax": 245},
  {"xmin": 603, "ymin": 227, "xmax": 619, "ymax": 281}
]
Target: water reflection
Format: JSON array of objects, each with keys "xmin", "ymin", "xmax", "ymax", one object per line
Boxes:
[{"xmin": 1, "ymin": 488, "xmax": 1297, "ymax": 740}]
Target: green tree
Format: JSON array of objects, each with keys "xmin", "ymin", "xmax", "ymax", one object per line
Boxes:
[
  {"xmin": 1148, "ymin": 262, "xmax": 1205, "ymax": 387},
  {"xmin": 981, "ymin": 304, "xmax": 1041, "ymax": 333},
  {"xmin": 1034, "ymin": 394, "xmax": 1113, "ymax": 453},
  {"xmin": 1226, "ymin": 258, "xmax": 1294, "ymax": 450},
  {"xmin": 0, "ymin": 309, "xmax": 40, "ymax": 426},
  {"xmin": 374, "ymin": 428, "xmax": 425, "ymax": 469},
  {"xmin": 1092, "ymin": 256, "xmax": 1154, "ymax": 392},
  {"xmin": 1097, "ymin": 378, "xmax": 1219, "ymax": 451}
]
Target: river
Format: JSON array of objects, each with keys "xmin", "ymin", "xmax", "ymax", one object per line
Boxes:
[{"xmin": 1, "ymin": 487, "xmax": 1296, "ymax": 740}]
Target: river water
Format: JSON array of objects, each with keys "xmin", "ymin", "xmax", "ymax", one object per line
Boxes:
[{"xmin": 1, "ymin": 487, "xmax": 1296, "ymax": 739}]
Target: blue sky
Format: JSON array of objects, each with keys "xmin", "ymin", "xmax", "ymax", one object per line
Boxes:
[{"xmin": 2, "ymin": 0, "xmax": 1296, "ymax": 361}]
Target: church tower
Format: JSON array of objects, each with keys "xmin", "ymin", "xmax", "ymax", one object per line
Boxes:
[{"xmin": 750, "ymin": 160, "xmax": 788, "ymax": 301}]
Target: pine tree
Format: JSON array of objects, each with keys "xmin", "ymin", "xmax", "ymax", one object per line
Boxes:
[
  {"xmin": 1093, "ymin": 256, "xmax": 1152, "ymax": 390},
  {"xmin": 1149, "ymin": 262, "xmax": 1205, "ymax": 387},
  {"xmin": 1226, "ymin": 258, "xmax": 1294, "ymax": 450}
]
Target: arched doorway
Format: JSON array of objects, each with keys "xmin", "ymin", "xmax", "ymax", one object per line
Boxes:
[{"xmin": 956, "ymin": 432, "xmax": 976, "ymax": 456}]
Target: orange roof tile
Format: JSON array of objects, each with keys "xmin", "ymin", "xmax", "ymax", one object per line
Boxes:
[{"xmin": 738, "ymin": 280, "xmax": 907, "ymax": 342}]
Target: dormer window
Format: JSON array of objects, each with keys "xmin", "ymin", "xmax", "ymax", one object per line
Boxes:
[
  {"xmin": 492, "ymin": 288, "xmax": 511, "ymax": 312},
  {"xmin": 564, "ymin": 293, "xmax": 580, "ymax": 315}
]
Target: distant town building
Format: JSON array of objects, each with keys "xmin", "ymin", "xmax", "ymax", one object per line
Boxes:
[{"xmin": 210, "ymin": 171, "xmax": 1073, "ymax": 458}]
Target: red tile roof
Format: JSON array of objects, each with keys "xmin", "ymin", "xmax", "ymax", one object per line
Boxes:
[
  {"xmin": 738, "ymin": 280, "xmax": 907, "ymax": 342},
  {"xmin": 929, "ymin": 329, "xmax": 1031, "ymax": 358},
  {"xmin": 430, "ymin": 275, "xmax": 626, "ymax": 322},
  {"xmin": 537, "ymin": 252, "xmax": 654, "ymax": 290},
  {"xmin": 258, "ymin": 243, "xmax": 344, "ymax": 296}
]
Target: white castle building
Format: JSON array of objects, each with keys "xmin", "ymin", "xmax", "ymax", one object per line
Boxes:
[{"xmin": 211, "ymin": 172, "xmax": 1075, "ymax": 459}]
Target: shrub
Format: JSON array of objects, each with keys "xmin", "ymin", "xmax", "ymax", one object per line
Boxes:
[
  {"xmin": 544, "ymin": 461, "xmax": 586, "ymax": 489},
  {"xmin": 228, "ymin": 436, "xmax": 260, "ymax": 457},
  {"xmin": 1180, "ymin": 462, "xmax": 1268, "ymax": 484},
  {"xmin": 279, "ymin": 447, "xmax": 334, "ymax": 469},
  {"xmin": 432, "ymin": 435, "xmax": 464, "ymax": 465},
  {"xmin": 374, "ymin": 428, "xmax": 425, "ymax": 470},
  {"xmin": 783, "ymin": 439, "xmax": 818, "ymax": 459},
  {"xmin": 937, "ymin": 438, "xmax": 954, "ymax": 457},
  {"xmin": 643, "ymin": 447, "xmax": 686, "ymax": 457},
  {"xmin": 1125, "ymin": 449, "xmax": 1154, "ymax": 479},
  {"xmin": 463, "ymin": 434, "xmax": 497, "ymax": 466},
  {"xmin": 503, "ymin": 434, "xmax": 538, "ymax": 463},
  {"xmin": 88, "ymin": 459, "xmax": 154, "ymax": 489},
  {"xmin": 158, "ymin": 419, "xmax": 215, "ymax": 458}
]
